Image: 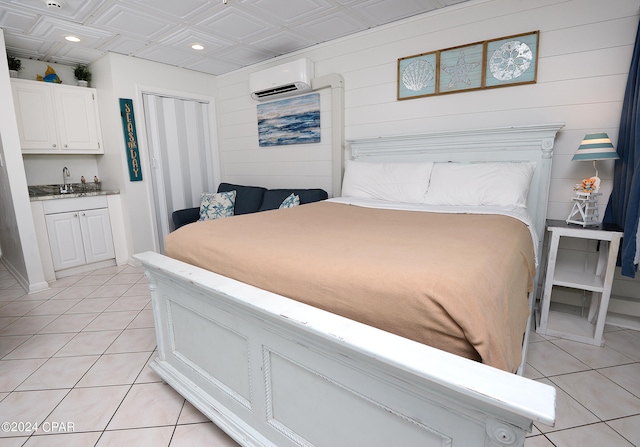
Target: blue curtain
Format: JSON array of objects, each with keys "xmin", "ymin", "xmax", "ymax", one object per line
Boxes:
[{"xmin": 603, "ymin": 19, "xmax": 640, "ymax": 278}]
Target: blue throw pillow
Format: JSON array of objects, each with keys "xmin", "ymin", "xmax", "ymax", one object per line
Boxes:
[
  {"xmin": 279, "ymin": 193, "xmax": 300, "ymax": 209},
  {"xmin": 199, "ymin": 191, "xmax": 236, "ymax": 221},
  {"xmin": 259, "ymin": 189, "xmax": 329, "ymax": 211}
]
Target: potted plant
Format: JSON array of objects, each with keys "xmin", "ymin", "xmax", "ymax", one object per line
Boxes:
[
  {"xmin": 7, "ymin": 55, "xmax": 21, "ymax": 78},
  {"xmin": 73, "ymin": 64, "xmax": 91, "ymax": 87}
]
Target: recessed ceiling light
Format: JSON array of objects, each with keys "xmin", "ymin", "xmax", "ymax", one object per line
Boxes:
[
  {"xmin": 65, "ymin": 35, "xmax": 81, "ymax": 42},
  {"xmin": 191, "ymin": 44, "xmax": 205, "ymax": 51}
]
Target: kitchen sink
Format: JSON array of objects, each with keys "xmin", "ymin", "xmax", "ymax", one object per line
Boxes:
[{"xmin": 28, "ymin": 183, "xmax": 102, "ymax": 197}]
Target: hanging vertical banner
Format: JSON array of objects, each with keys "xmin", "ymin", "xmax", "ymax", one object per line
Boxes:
[{"xmin": 119, "ymin": 98, "xmax": 143, "ymax": 182}]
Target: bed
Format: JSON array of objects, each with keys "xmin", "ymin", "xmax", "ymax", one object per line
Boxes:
[{"xmin": 135, "ymin": 123, "xmax": 564, "ymax": 447}]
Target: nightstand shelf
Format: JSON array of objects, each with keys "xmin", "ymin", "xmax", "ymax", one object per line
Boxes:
[
  {"xmin": 552, "ymin": 269, "xmax": 604, "ymax": 292},
  {"xmin": 537, "ymin": 220, "xmax": 623, "ymax": 346},
  {"xmin": 543, "ymin": 308, "xmax": 601, "ymax": 342}
]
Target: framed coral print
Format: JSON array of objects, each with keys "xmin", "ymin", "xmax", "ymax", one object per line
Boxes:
[
  {"xmin": 397, "ymin": 51, "xmax": 437, "ymax": 100},
  {"xmin": 485, "ymin": 31, "xmax": 539, "ymax": 88},
  {"xmin": 438, "ymin": 42, "xmax": 484, "ymax": 94}
]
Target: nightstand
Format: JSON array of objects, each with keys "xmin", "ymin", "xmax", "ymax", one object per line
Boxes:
[{"xmin": 537, "ymin": 220, "xmax": 623, "ymax": 346}]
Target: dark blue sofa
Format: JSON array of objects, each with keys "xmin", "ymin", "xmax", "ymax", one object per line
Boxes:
[{"xmin": 172, "ymin": 182, "xmax": 329, "ymax": 230}]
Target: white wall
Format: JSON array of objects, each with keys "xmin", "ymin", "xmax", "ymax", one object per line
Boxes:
[
  {"xmin": 0, "ymin": 30, "xmax": 47, "ymax": 292},
  {"xmin": 215, "ymin": 0, "xmax": 640, "ymax": 311},
  {"xmin": 11, "ymin": 59, "xmax": 75, "ymax": 85},
  {"xmin": 23, "ymin": 156, "xmax": 100, "ymax": 186},
  {"xmin": 90, "ymin": 52, "xmax": 218, "ymax": 256},
  {"xmin": 217, "ymin": 0, "xmax": 638, "ymax": 209}
]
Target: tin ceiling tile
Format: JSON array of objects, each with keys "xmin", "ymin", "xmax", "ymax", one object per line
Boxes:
[{"xmin": 0, "ymin": 0, "xmax": 472, "ymax": 75}]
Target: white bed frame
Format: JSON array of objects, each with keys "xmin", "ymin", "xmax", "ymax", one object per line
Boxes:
[{"xmin": 135, "ymin": 123, "xmax": 564, "ymax": 447}]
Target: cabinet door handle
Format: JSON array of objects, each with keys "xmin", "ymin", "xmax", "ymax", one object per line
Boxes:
[
  {"xmin": 52, "ymin": 143, "xmax": 57, "ymax": 148},
  {"xmin": 81, "ymin": 212, "xmax": 86, "ymax": 216},
  {"xmin": 64, "ymin": 144, "xmax": 68, "ymax": 148},
  {"xmin": 73, "ymin": 213, "xmax": 78, "ymax": 217}
]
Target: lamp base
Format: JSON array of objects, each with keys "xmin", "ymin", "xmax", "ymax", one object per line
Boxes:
[{"xmin": 566, "ymin": 192, "xmax": 601, "ymax": 227}]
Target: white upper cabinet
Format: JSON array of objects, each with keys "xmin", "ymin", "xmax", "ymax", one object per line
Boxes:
[{"xmin": 11, "ymin": 79, "xmax": 103, "ymax": 154}]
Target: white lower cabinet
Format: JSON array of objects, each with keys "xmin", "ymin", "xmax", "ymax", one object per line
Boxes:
[
  {"xmin": 42, "ymin": 197, "xmax": 115, "ymax": 272},
  {"xmin": 45, "ymin": 208, "xmax": 115, "ymax": 270},
  {"xmin": 80, "ymin": 209, "xmax": 116, "ymax": 263}
]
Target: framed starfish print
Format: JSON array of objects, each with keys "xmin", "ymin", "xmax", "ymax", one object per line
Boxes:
[{"xmin": 438, "ymin": 42, "xmax": 484, "ymax": 94}]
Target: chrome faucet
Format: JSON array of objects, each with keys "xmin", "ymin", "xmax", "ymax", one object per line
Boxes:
[{"xmin": 61, "ymin": 167, "xmax": 71, "ymax": 193}]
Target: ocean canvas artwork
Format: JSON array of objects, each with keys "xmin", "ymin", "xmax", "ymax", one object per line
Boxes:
[{"xmin": 257, "ymin": 93, "xmax": 321, "ymax": 147}]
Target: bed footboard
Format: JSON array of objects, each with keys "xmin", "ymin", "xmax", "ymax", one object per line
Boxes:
[{"xmin": 136, "ymin": 251, "xmax": 555, "ymax": 447}]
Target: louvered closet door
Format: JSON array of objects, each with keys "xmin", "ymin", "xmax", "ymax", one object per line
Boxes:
[{"xmin": 143, "ymin": 93, "xmax": 216, "ymax": 253}]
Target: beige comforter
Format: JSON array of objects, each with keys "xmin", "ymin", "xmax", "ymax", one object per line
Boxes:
[{"xmin": 165, "ymin": 201, "xmax": 535, "ymax": 372}]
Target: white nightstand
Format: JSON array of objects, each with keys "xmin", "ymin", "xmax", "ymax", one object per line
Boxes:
[{"xmin": 537, "ymin": 220, "xmax": 623, "ymax": 346}]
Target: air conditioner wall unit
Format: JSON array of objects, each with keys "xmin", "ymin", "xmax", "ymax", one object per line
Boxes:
[{"xmin": 249, "ymin": 58, "xmax": 314, "ymax": 101}]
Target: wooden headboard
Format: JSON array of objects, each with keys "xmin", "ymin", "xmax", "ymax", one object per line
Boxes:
[{"xmin": 344, "ymin": 123, "xmax": 565, "ymax": 253}]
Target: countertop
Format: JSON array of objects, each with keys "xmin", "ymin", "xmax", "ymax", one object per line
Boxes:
[{"xmin": 28, "ymin": 184, "xmax": 119, "ymax": 201}]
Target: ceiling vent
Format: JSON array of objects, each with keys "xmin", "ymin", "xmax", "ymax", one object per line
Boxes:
[{"xmin": 249, "ymin": 58, "xmax": 314, "ymax": 101}]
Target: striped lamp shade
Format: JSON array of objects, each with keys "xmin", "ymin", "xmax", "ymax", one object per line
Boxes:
[{"xmin": 572, "ymin": 133, "xmax": 619, "ymax": 161}]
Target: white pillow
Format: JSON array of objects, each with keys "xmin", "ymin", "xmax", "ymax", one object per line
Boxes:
[
  {"xmin": 423, "ymin": 161, "xmax": 536, "ymax": 207},
  {"xmin": 341, "ymin": 160, "xmax": 434, "ymax": 203}
]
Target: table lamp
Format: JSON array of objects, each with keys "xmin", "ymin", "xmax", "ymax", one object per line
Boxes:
[{"xmin": 566, "ymin": 132, "xmax": 619, "ymax": 226}]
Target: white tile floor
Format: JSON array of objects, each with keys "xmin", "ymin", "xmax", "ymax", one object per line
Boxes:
[
  {"xmin": 0, "ymin": 263, "xmax": 238, "ymax": 447},
  {"xmin": 524, "ymin": 325, "xmax": 640, "ymax": 446},
  {"xmin": 0, "ymin": 262, "xmax": 638, "ymax": 446}
]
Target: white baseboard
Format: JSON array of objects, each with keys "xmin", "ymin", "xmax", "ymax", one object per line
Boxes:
[{"xmin": 0, "ymin": 257, "xmax": 50, "ymax": 294}]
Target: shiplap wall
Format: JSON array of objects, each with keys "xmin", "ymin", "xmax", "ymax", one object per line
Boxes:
[
  {"xmin": 217, "ymin": 0, "xmax": 638, "ymax": 203},
  {"xmin": 216, "ymin": 0, "xmax": 640, "ymax": 314}
]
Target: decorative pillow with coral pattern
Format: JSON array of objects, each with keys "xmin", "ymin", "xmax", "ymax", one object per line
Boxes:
[
  {"xmin": 279, "ymin": 193, "xmax": 300, "ymax": 209},
  {"xmin": 198, "ymin": 191, "xmax": 236, "ymax": 221}
]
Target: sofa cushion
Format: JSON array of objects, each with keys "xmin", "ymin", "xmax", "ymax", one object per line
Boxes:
[
  {"xmin": 171, "ymin": 185, "xmax": 328, "ymax": 232},
  {"xmin": 259, "ymin": 188, "xmax": 328, "ymax": 211},
  {"xmin": 172, "ymin": 207, "xmax": 200, "ymax": 230},
  {"xmin": 217, "ymin": 183, "xmax": 267, "ymax": 215}
]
